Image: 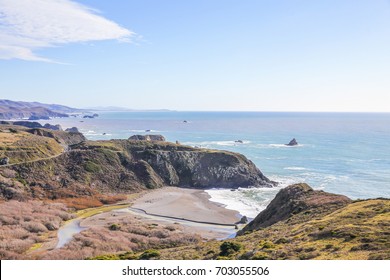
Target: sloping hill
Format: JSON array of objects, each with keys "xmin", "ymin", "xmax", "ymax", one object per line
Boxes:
[
  {"xmin": 0, "ymin": 99, "xmax": 84, "ymax": 119},
  {"xmin": 156, "ymin": 184, "xmax": 389, "ymax": 260}
]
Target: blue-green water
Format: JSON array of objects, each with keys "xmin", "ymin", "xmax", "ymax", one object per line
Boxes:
[{"xmin": 49, "ymin": 112, "xmax": 390, "ymax": 217}]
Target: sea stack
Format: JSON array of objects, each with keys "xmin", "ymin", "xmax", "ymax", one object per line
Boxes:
[{"xmin": 286, "ymin": 138, "xmax": 298, "ymax": 146}]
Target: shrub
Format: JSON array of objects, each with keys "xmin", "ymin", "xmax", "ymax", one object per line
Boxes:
[
  {"xmin": 220, "ymin": 241, "xmax": 242, "ymax": 256},
  {"xmin": 252, "ymin": 252, "xmax": 269, "ymax": 260},
  {"xmin": 275, "ymin": 238, "xmax": 288, "ymax": 244},
  {"xmin": 139, "ymin": 249, "xmax": 160, "ymax": 260},
  {"xmin": 84, "ymin": 161, "xmax": 101, "ymax": 173},
  {"xmin": 109, "ymin": 224, "xmax": 121, "ymax": 231}
]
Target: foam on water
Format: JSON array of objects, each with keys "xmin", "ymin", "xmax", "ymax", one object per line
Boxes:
[
  {"xmin": 206, "ymin": 186, "xmax": 283, "ymax": 218},
  {"xmin": 284, "ymin": 167, "xmax": 307, "ymax": 171}
]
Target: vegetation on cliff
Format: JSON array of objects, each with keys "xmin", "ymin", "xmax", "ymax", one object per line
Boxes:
[
  {"xmin": 155, "ymin": 184, "xmax": 390, "ymax": 260},
  {"xmin": 0, "ymin": 125, "xmax": 388, "ymax": 260},
  {"xmin": 0, "ymin": 128, "xmax": 274, "ymax": 205}
]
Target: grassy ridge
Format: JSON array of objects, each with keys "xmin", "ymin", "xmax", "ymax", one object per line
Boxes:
[
  {"xmin": 156, "ymin": 199, "xmax": 390, "ymax": 260},
  {"xmin": 0, "ymin": 129, "xmax": 64, "ymax": 164}
]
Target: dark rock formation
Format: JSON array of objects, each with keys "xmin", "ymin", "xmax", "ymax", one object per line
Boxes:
[
  {"xmin": 2, "ymin": 138, "xmax": 275, "ymax": 200},
  {"xmin": 28, "ymin": 115, "xmax": 50, "ymax": 120},
  {"xmin": 83, "ymin": 114, "xmax": 98, "ymax": 119},
  {"xmin": 65, "ymin": 127, "xmax": 80, "ymax": 133},
  {"xmin": 129, "ymin": 135, "xmax": 166, "ymax": 142},
  {"xmin": 237, "ymin": 216, "xmax": 248, "ymax": 224},
  {"xmin": 238, "ymin": 183, "xmax": 351, "ymax": 235},
  {"xmin": 0, "ymin": 157, "xmax": 9, "ymax": 165},
  {"xmin": 235, "ymin": 140, "xmax": 243, "ymax": 143},
  {"xmin": 13, "ymin": 121, "xmax": 43, "ymax": 129},
  {"xmin": 26, "ymin": 128, "xmax": 86, "ymax": 146},
  {"xmin": 43, "ymin": 124, "xmax": 63, "ymax": 131},
  {"xmin": 286, "ymin": 138, "xmax": 298, "ymax": 146},
  {"xmin": 121, "ymin": 141, "xmax": 276, "ymax": 189}
]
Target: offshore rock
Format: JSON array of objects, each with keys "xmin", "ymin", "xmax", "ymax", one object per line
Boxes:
[
  {"xmin": 286, "ymin": 138, "xmax": 298, "ymax": 146},
  {"xmin": 129, "ymin": 135, "xmax": 166, "ymax": 142}
]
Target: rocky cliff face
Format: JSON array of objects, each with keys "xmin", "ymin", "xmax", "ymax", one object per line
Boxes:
[
  {"xmin": 121, "ymin": 141, "xmax": 275, "ymax": 189},
  {"xmin": 238, "ymin": 183, "xmax": 351, "ymax": 234},
  {"xmin": 0, "ymin": 137, "xmax": 275, "ymax": 200}
]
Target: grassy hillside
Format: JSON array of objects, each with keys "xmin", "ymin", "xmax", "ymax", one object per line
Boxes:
[
  {"xmin": 155, "ymin": 199, "xmax": 389, "ymax": 260},
  {"xmin": 0, "ymin": 128, "xmax": 64, "ymax": 164}
]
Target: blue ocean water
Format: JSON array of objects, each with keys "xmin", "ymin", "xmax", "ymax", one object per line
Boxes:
[{"xmin": 49, "ymin": 112, "xmax": 390, "ymax": 217}]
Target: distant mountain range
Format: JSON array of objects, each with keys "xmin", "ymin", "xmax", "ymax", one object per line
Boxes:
[
  {"xmin": 85, "ymin": 106, "xmax": 173, "ymax": 112},
  {"xmin": 0, "ymin": 99, "xmax": 85, "ymax": 120}
]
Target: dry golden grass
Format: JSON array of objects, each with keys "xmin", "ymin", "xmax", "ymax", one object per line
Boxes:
[{"xmin": 156, "ymin": 199, "xmax": 390, "ymax": 260}]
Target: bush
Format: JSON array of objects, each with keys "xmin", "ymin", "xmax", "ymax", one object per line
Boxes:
[
  {"xmin": 252, "ymin": 252, "xmax": 269, "ymax": 260},
  {"xmin": 220, "ymin": 241, "xmax": 242, "ymax": 256},
  {"xmin": 109, "ymin": 224, "xmax": 121, "ymax": 231},
  {"xmin": 139, "ymin": 249, "xmax": 160, "ymax": 260},
  {"xmin": 84, "ymin": 161, "xmax": 101, "ymax": 173}
]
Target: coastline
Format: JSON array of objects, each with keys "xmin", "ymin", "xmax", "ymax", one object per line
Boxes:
[
  {"xmin": 130, "ymin": 187, "xmax": 241, "ymax": 225},
  {"xmin": 76, "ymin": 187, "xmax": 241, "ymax": 242}
]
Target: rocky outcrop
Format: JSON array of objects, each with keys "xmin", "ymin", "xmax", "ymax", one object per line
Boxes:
[
  {"xmin": 28, "ymin": 115, "xmax": 50, "ymax": 120},
  {"xmin": 129, "ymin": 135, "xmax": 166, "ymax": 142},
  {"xmin": 43, "ymin": 123, "xmax": 63, "ymax": 131},
  {"xmin": 26, "ymin": 128, "xmax": 86, "ymax": 146},
  {"xmin": 13, "ymin": 121, "xmax": 43, "ymax": 129},
  {"xmin": 83, "ymin": 114, "xmax": 99, "ymax": 119},
  {"xmin": 0, "ymin": 157, "xmax": 9, "ymax": 165},
  {"xmin": 65, "ymin": 127, "xmax": 80, "ymax": 133},
  {"xmin": 286, "ymin": 138, "xmax": 298, "ymax": 146},
  {"xmin": 121, "ymin": 141, "xmax": 276, "ymax": 189},
  {"xmin": 1, "ymin": 137, "xmax": 275, "ymax": 200},
  {"xmin": 238, "ymin": 183, "xmax": 351, "ymax": 234}
]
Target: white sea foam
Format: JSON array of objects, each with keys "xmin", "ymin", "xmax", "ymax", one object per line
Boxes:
[
  {"xmin": 206, "ymin": 186, "xmax": 283, "ymax": 218},
  {"xmin": 284, "ymin": 167, "xmax": 307, "ymax": 171},
  {"xmin": 183, "ymin": 140, "xmax": 251, "ymax": 147},
  {"xmin": 129, "ymin": 129, "xmax": 161, "ymax": 133}
]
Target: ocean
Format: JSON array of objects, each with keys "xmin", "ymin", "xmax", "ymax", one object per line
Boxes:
[{"xmin": 46, "ymin": 112, "xmax": 390, "ymax": 218}]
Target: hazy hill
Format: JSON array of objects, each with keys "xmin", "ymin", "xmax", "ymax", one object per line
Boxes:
[{"xmin": 0, "ymin": 99, "xmax": 84, "ymax": 119}]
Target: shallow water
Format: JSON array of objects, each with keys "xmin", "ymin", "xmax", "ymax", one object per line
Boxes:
[{"xmin": 56, "ymin": 219, "xmax": 86, "ymax": 249}]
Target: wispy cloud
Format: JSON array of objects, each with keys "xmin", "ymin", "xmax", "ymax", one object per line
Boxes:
[{"xmin": 0, "ymin": 0, "xmax": 133, "ymax": 62}]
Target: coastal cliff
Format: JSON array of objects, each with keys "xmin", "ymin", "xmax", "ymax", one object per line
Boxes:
[
  {"xmin": 238, "ymin": 183, "xmax": 351, "ymax": 233},
  {"xmin": 0, "ymin": 128, "xmax": 275, "ymax": 201},
  {"xmin": 157, "ymin": 184, "xmax": 389, "ymax": 260}
]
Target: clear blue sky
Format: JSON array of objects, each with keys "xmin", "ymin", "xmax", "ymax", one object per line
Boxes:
[{"xmin": 1, "ymin": 0, "xmax": 389, "ymax": 111}]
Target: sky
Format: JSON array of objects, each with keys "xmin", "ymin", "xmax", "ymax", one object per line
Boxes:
[{"xmin": 0, "ymin": 0, "xmax": 389, "ymax": 112}]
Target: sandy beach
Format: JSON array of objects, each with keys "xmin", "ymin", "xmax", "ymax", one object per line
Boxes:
[
  {"xmin": 131, "ymin": 187, "xmax": 241, "ymax": 224},
  {"xmin": 77, "ymin": 187, "xmax": 241, "ymax": 241}
]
